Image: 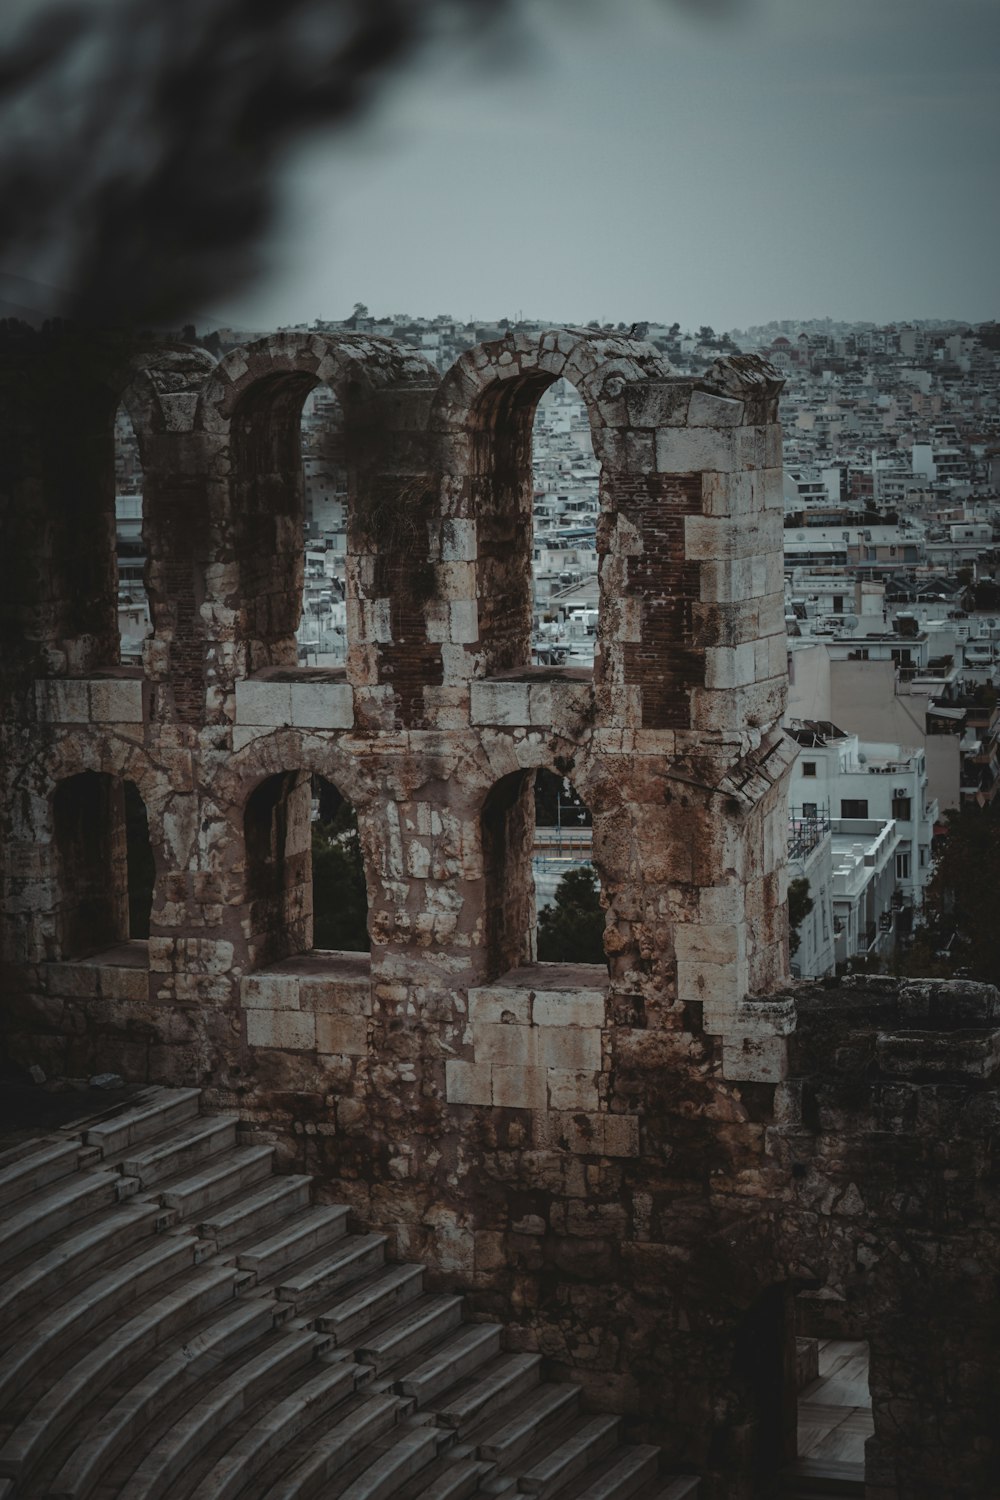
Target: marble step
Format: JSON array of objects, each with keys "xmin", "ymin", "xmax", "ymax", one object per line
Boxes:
[
  {"xmin": 83, "ymin": 1089, "xmax": 203, "ymax": 1159},
  {"xmin": 120, "ymin": 1116, "xmax": 238, "ymax": 1188},
  {"xmin": 198, "ymin": 1173, "xmax": 313, "ymax": 1247},
  {"xmin": 156, "ymin": 1145, "xmax": 275, "ymax": 1220},
  {"xmin": 236, "ymin": 1204, "xmax": 351, "ymax": 1279},
  {"xmin": 315, "ymin": 1264, "xmax": 426, "ymax": 1347}
]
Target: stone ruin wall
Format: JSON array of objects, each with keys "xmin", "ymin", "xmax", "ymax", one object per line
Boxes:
[{"xmin": 1, "ymin": 327, "xmax": 996, "ymax": 1498}]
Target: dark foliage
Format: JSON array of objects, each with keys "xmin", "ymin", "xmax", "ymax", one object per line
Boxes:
[
  {"xmin": 312, "ymin": 802, "xmax": 369, "ymax": 952},
  {"xmin": 536, "ymin": 865, "xmax": 605, "ymax": 965},
  {"xmin": 787, "ymin": 875, "xmax": 813, "ymax": 958},
  {"xmin": 897, "ymin": 804, "xmax": 1000, "ymax": 985}
]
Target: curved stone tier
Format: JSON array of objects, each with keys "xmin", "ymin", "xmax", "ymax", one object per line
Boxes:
[{"xmin": 0, "ymin": 1088, "xmax": 698, "ymax": 1500}]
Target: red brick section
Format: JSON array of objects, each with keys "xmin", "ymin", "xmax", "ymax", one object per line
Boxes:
[
  {"xmin": 611, "ymin": 472, "xmax": 704, "ymax": 729},
  {"xmin": 365, "ymin": 476, "xmax": 443, "ymax": 728},
  {"xmin": 148, "ymin": 482, "xmax": 209, "ymax": 723}
]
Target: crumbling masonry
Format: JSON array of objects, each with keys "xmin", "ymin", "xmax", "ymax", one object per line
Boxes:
[{"xmin": 1, "ymin": 326, "xmax": 996, "ymax": 1497}]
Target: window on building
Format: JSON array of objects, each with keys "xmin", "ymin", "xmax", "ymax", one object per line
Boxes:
[
  {"xmin": 832, "ymin": 596, "xmax": 844, "ymax": 614},
  {"xmin": 891, "ymin": 796, "xmax": 911, "ymax": 820},
  {"xmin": 895, "ymin": 852, "xmax": 911, "ymax": 880},
  {"xmin": 840, "ymin": 799, "xmax": 869, "ymax": 819},
  {"xmin": 802, "ymin": 762, "xmax": 817, "ymax": 777},
  {"xmin": 801, "ymin": 802, "xmax": 818, "ymax": 819}
]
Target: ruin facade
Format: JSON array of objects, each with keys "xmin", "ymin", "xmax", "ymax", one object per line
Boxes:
[{"xmin": 0, "ymin": 325, "xmax": 996, "ymax": 1498}]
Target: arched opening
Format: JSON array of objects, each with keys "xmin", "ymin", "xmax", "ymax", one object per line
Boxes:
[
  {"xmin": 230, "ymin": 369, "xmax": 359, "ymax": 675},
  {"xmin": 533, "ymin": 770, "xmax": 603, "ymax": 964},
  {"xmin": 53, "ymin": 772, "xmax": 153, "ymax": 959},
  {"xmin": 298, "ymin": 386, "xmax": 349, "ymax": 667},
  {"xmin": 531, "ymin": 379, "xmax": 600, "ymax": 671},
  {"xmin": 311, "ymin": 775, "xmax": 368, "ymax": 952},
  {"xmin": 244, "ymin": 770, "xmax": 367, "ymax": 970},
  {"xmin": 481, "ymin": 768, "xmax": 603, "ymax": 979},
  {"xmin": 113, "ymin": 404, "xmax": 150, "ymax": 664}
]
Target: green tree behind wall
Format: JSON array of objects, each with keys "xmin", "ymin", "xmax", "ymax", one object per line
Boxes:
[{"xmin": 537, "ymin": 865, "xmax": 606, "ymax": 965}]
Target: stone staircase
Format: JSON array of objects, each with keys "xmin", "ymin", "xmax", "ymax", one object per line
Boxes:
[{"xmin": 0, "ymin": 1088, "xmax": 699, "ymax": 1500}]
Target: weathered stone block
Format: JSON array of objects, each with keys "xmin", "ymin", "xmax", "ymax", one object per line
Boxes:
[
  {"xmin": 289, "ymin": 682, "xmax": 354, "ymax": 730},
  {"xmin": 531, "ymin": 989, "xmax": 606, "ymax": 1029},
  {"xmin": 491, "ymin": 1064, "xmax": 547, "ymax": 1111},
  {"xmin": 547, "ymin": 1069, "xmax": 600, "ymax": 1111},
  {"xmin": 89, "ymin": 678, "xmax": 144, "ymax": 724},
  {"xmin": 536, "ymin": 1025, "xmax": 601, "ymax": 1071},
  {"xmin": 470, "ymin": 681, "xmax": 531, "ymax": 726},
  {"xmin": 316, "ymin": 1014, "xmax": 369, "ymax": 1057},
  {"xmin": 246, "ymin": 1009, "xmax": 316, "ymax": 1051},
  {"xmin": 476, "ymin": 1021, "xmax": 537, "ymax": 1067},
  {"xmin": 445, "ymin": 1059, "xmax": 492, "ymax": 1106},
  {"xmin": 241, "ymin": 973, "xmax": 301, "ymax": 1009},
  {"xmin": 235, "ymin": 678, "xmax": 292, "ymax": 727},
  {"xmin": 656, "ymin": 426, "xmax": 736, "ymax": 474},
  {"xmin": 721, "ymin": 1033, "xmax": 788, "ymax": 1082},
  {"xmin": 469, "ymin": 987, "xmax": 532, "ymax": 1025}
]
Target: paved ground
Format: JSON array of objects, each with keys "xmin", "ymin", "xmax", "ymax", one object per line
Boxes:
[{"xmin": 798, "ymin": 1339, "xmax": 872, "ymax": 1466}]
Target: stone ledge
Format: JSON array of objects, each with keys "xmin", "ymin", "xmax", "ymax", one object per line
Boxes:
[
  {"xmin": 44, "ymin": 943, "xmax": 149, "ymax": 1002},
  {"xmin": 241, "ymin": 951, "xmax": 372, "ymax": 1019},
  {"xmin": 234, "ymin": 676, "xmax": 354, "ymax": 732},
  {"xmin": 876, "ymin": 1027, "xmax": 1000, "ymax": 1081},
  {"xmin": 34, "ymin": 676, "xmax": 145, "ymax": 725}
]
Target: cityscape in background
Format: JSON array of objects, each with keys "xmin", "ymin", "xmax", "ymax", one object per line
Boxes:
[{"xmin": 114, "ymin": 311, "xmax": 1000, "ymax": 969}]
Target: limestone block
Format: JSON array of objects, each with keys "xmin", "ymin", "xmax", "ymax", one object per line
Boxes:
[
  {"xmin": 673, "ymin": 922, "xmax": 745, "ymax": 968},
  {"xmin": 475, "ymin": 1021, "xmax": 537, "ymax": 1068},
  {"xmin": 235, "ymin": 678, "xmax": 292, "ymax": 727},
  {"xmin": 531, "ymin": 989, "xmax": 606, "ymax": 1029},
  {"xmin": 688, "ymin": 389, "xmax": 744, "ymax": 427},
  {"xmin": 698, "ymin": 558, "xmax": 753, "ymax": 606},
  {"xmin": 316, "ymin": 1014, "xmax": 369, "ymax": 1057},
  {"xmin": 147, "ymin": 937, "xmax": 177, "ymax": 973},
  {"xmin": 492, "ymin": 1064, "xmax": 547, "ymax": 1111},
  {"xmin": 246, "ymin": 1008, "xmax": 316, "ymax": 1051},
  {"xmin": 527, "ymin": 684, "xmax": 553, "ymax": 725},
  {"xmin": 99, "ymin": 965, "xmax": 149, "ymax": 1002},
  {"xmin": 231, "ymin": 726, "xmax": 262, "ymax": 752},
  {"xmin": 549, "ymin": 682, "xmax": 597, "ymax": 723},
  {"xmin": 721, "ymin": 1033, "xmax": 788, "ymax": 1083},
  {"xmin": 241, "ymin": 972, "xmax": 301, "ymax": 1009},
  {"xmin": 441, "ymin": 519, "xmax": 477, "ymax": 562},
  {"xmin": 602, "ymin": 1115, "xmax": 640, "ymax": 1157},
  {"xmin": 547, "ymin": 1069, "xmax": 600, "ymax": 1111},
  {"xmin": 290, "ymin": 682, "xmax": 354, "ymax": 730},
  {"xmin": 45, "ymin": 962, "xmax": 100, "ymax": 998},
  {"xmin": 470, "ymin": 681, "xmax": 531, "ymax": 727},
  {"xmin": 676, "ymin": 958, "xmax": 743, "ymax": 1008},
  {"xmin": 624, "ymin": 382, "xmax": 690, "ymax": 428},
  {"xmin": 445, "ymin": 1059, "xmax": 493, "ymax": 1106},
  {"xmin": 735, "ymin": 426, "xmax": 766, "ymax": 470},
  {"xmin": 297, "ymin": 971, "xmax": 371, "ymax": 1018},
  {"xmin": 89, "ymin": 678, "xmax": 144, "ymax": 724},
  {"xmin": 39, "ymin": 679, "xmax": 90, "ymax": 724},
  {"xmin": 536, "ymin": 1025, "xmax": 602, "ymax": 1071},
  {"xmin": 449, "ymin": 601, "xmax": 478, "ymax": 644},
  {"xmin": 704, "ymin": 644, "xmax": 756, "ymax": 691},
  {"xmin": 656, "ymin": 426, "xmax": 736, "ymax": 474},
  {"xmin": 469, "ymin": 987, "xmax": 532, "ymax": 1025},
  {"xmin": 701, "ymin": 472, "xmax": 756, "ymax": 520}
]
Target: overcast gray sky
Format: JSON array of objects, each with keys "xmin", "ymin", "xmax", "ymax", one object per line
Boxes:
[{"xmin": 214, "ymin": 0, "xmax": 1000, "ymax": 332}]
